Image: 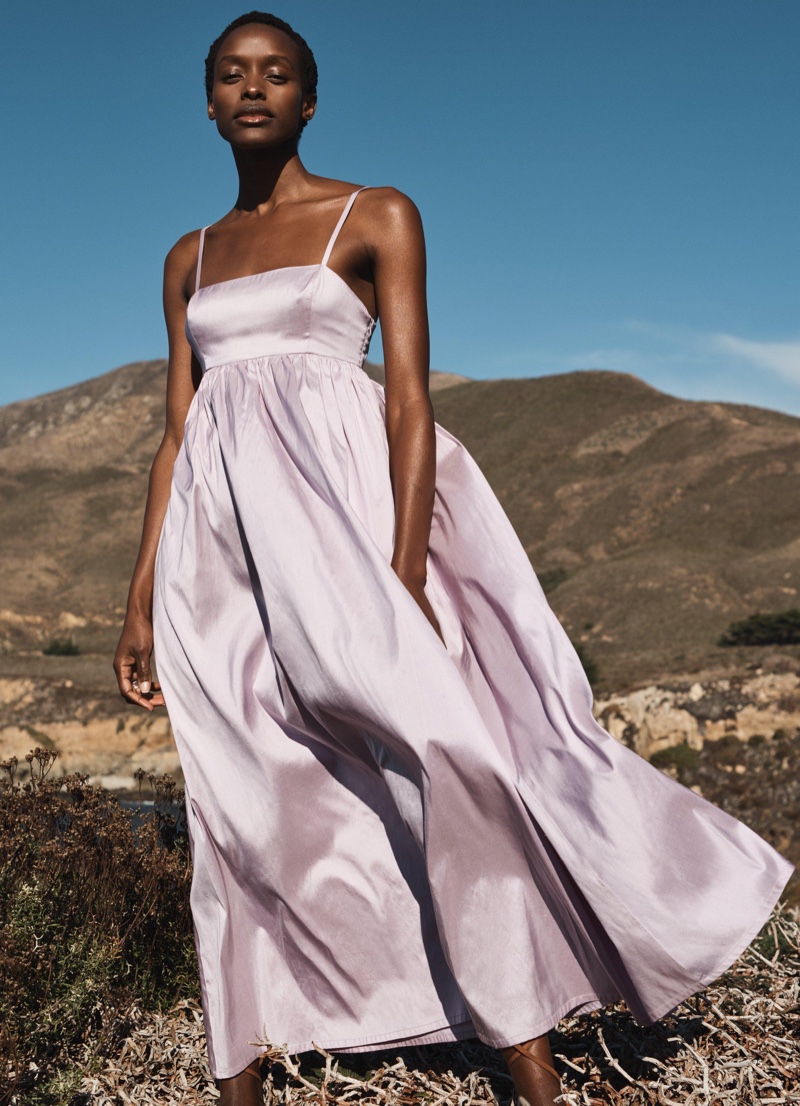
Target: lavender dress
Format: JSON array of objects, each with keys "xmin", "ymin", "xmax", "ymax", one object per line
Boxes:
[{"xmin": 153, "ymin": 187, "xmax": 794, "ymax": 1080}]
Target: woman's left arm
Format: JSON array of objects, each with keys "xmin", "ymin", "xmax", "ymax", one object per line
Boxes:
[{"xmin": 371, "ymin": 189, "xmax": 444, "ymax": 644}]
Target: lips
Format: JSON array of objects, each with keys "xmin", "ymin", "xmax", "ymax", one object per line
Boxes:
[{"xmin": 234, "ymin": 106, "xmax": 273, "ymax": 120}]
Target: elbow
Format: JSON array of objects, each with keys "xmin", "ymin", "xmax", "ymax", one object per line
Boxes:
[{"xmin": 385, "ymin": 390, "xmax": 434, "ymax": 428}]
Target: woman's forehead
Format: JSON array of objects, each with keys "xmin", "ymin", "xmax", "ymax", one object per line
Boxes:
[{"xmin": 216, "ymin": 23, "xmax": 299, "ymax": 65}]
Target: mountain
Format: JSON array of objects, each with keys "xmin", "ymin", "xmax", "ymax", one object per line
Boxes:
[
  {"xmin": 432, "ymin": 370, "xmax": 800, "ymax": 686},
  {"xmin": 1, "ymin": 360, "xmax": 799, "ymax": 688}
]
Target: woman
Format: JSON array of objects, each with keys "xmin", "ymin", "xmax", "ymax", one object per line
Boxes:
[{"xmin": 114, "ymin": 12, "xmax": 794, "ymax": 1106}]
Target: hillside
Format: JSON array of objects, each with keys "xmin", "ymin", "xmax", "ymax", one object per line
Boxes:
[
  {"xmin": 1, "ymin": 360, "xmax": 800, "ymax": 688},
  {"xmin": 432, "ymin": 371, "xmax": 800, "ymax": 685}
]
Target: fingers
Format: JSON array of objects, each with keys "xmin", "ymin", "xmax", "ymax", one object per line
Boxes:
[
  {"xmin": 140, "ymin": 681, "xmax": 166, "ymax": 708},
  {"xmin": 133, "ymin": 647, "xmax": 153, "ymax": 695},
  {"xmin": 113, "ymin": 618, "xmax": 164, "ymax": 712},
  {"xmin": 119, "ymin": 669, "xmax": 156, "ymax": 712},
  {"xmin": 121, "ymin": 682, "xmax": 163, "ymax": 712},
  {"xmin": 405, "ymin": 583, "xmax": 445, "ymax": 647},
  {"xmin": 419, "ymin": 595, "xmax": 444, "ymax": 643},
  {"xmin": 429, "ymin": 612, "xmax": 446, "ymax": 648},
  {"xmin": 114, "ymin": 653, "xmax": 163, "ymax": 712}
]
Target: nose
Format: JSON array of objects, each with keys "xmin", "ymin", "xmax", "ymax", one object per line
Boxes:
[{"xmin": 242, "ymin": 78, "xmax": 266, "ymax": 100}]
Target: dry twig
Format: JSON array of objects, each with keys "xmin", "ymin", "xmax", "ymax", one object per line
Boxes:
[{"xmin": 71, "ymin": 901, "xmax": 799, "ymax": 1105}]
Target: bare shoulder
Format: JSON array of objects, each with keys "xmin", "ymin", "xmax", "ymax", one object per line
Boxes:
[
  {"xmin": 163, "ymin": 227, "xmax": 203, "ymax": 301},
  {"xmin": 311, "ymin": 176, "xmax": 420, "ymax": 221},
  {"xmin": 354, "ymin": 186, "xmax": 424, "ymax": 256},
  {"xmin": 164, "ymin": 227, "xmax": 201, "ymax": 273},
  {"xmin": 359, "ymin": 185, "xmax": 421, "ymax": 225}
]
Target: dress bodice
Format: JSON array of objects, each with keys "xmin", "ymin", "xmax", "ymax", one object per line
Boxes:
[
  {"xmin": 184, "ymin": 188, "xmax": 377, "ymax": 374},
  {"xmin": 186, "ymin": 263, "xmax": 376, "ymax": 373}
]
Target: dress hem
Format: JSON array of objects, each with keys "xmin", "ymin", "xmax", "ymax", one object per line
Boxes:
[
  {"xmin": 208, "ymin": 865, "xmax": 792, "ymax": 1079},
  {"xmin": 689, "ymin": 860, "xmax": 793, "ymax": 994},
  {"xmin": 215, "ymin": 1011, "xmax": 475, "ymax": 1080}
]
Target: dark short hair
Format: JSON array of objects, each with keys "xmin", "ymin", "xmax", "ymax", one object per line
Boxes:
[{"xmin": 204, "ymin": 11, "xmax": 318, "ymax": 131}]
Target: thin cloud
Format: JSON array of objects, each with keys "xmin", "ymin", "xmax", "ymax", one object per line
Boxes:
[
  {"xmin": 481, "ymin": 324, "xmax": 800, "ymax": 416},
  {"xmin": 712, "ymin": 335, "xmax": 800, "ymax": 385}
]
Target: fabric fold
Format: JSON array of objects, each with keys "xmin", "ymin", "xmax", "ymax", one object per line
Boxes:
[{"xmin": 153, "ymin": 249, "xmax": 793, "ymax": 1081}]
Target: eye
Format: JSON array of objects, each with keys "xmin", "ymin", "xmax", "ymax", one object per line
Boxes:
[{"xmin": 266, "ymin": 73, "xmax": 288, "ymax": 83}]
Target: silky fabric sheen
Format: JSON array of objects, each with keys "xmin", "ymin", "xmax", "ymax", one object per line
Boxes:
[{"xmin": 153, "ymin": 189, "xmax": 794, "ymax": 1080}]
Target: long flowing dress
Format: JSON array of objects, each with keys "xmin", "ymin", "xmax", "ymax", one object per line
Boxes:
[{"xmin": 152, "ymin": 187, "xmax": 794, "ymax": 1080}]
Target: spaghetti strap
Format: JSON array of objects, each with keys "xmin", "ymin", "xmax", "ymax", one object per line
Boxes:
[
  {"xmin": 195, "ymin": 226, "xmax": 208, "ymax": 294},
  {"xmin": 321, "ymin": 187, "xmax": 370, "ymax": 269}
]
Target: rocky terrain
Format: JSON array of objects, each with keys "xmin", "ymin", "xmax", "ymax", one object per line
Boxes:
[
  {"xmin": 2, "ymin": 653, "xmax": 797, "ymax": 901},
  {"xmin": 1, "ymin": 360, "xmax": 798, "ymax": 901},
  {"xmin": 595, "ymin": 654, "xmax": 800, "ymax": 899},
  {"xmin": 595, "ymin": 656, "xmax": 800, "ymax": 760},
  {"xmin": 2, "ymin": 360, "xmax": 800, "ymax": 689}
]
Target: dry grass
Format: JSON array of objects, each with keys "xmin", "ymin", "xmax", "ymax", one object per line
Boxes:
[
  {"xmin": 0, "ymin": 750, "xmax": 196, "ymax": 1105},
  {"xmin": 3, "ymin": 747, "xmax": 797, "ymax": 1103},
  {"xmin": 76, "ymin": 902, "xmax": 799, "ymax": 1106}
]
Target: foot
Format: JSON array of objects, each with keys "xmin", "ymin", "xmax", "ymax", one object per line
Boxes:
[
  {"xmin": 501, "ymin": 1034, "xmax": 562, "ymax": 1106},
  {"xmin": 216, "ymin": 1057, "xmax": 264, "ymax": 1106}
]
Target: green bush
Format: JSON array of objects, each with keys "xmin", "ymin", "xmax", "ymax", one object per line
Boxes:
[
  {"xmin": 649, "ymin": 742, "xmax": 700, "ymax": 777},
  {"xmin": 42, "ymin": 638, "xmax": 80, "ymax": 656},
  {"xmin": 538, "ymin": 567, "xmax": 568, "ymax": 595},
  {"xmin": 718, "ymin": 608, "xmax": 800, "ymax": 647},
  {"xmin": 0, "ymin": 750, "xmax": 196, "ymax": 1104}
]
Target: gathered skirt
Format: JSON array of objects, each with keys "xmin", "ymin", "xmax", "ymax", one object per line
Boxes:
[{"xmin": 153, "ymin": 354, "xmax": 794, "ymax": 1079}]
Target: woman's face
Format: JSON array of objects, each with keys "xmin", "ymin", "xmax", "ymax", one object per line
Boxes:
[{"xmin": 207, "ymin": 23, "xmax": 315, "ymax": 148}]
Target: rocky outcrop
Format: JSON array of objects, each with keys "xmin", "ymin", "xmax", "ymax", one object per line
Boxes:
[
  {"xmin": 2, "ymin": 662, "xmax": 799, "ymax": 791},
  {"xmin": 0, "ymin": 676, "xmax": 181, "ymax": 790},
  {"xmin": 593, "ymin": 666, "xmax": 800, "ymax": 760}
]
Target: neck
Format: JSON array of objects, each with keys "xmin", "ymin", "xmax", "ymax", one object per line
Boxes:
[{"xmin": 231, "ymin": 142, "xmax": 311, "ymax": 213}]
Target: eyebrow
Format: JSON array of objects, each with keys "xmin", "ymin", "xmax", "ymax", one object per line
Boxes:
[{"xmin": 217, "ymin": 53, "xmax": 294, "ymax": 66}]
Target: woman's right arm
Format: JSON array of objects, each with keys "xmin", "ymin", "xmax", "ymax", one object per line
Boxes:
[{"xmin": 113, "ymin": 232, "xmax": 201, "ymax": 711}]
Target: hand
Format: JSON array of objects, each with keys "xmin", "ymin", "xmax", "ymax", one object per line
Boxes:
[
  {"xmin": 113, "ymin": 612, "xmax": 165, "ymax": 712},
  {"xmin": 394, "ymin": 572, "xmax": 446, "ymax": 647}
]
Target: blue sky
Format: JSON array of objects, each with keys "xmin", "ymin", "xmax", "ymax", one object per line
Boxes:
[{"xmin": 2, "ymin": 0, "xmax": 799, "ymax": 413}]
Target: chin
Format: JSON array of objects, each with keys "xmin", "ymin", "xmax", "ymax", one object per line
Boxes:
[{"xmin": 228, "ymin": 126, "xmax": 293, "ymax": 148}]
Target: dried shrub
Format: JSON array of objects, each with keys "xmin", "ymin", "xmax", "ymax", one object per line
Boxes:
[{"xmin": 0, "ymin": 749, "xmax": 196, "ymax": 1105}]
